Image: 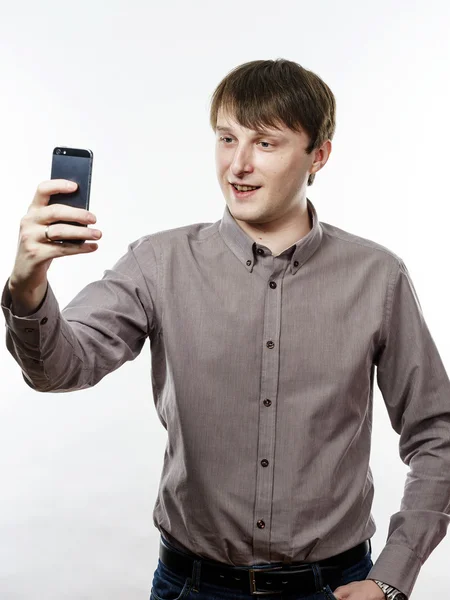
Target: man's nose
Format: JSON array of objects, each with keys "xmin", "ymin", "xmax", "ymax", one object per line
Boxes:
[{"xmin": 230, "ymin": 148, "xmax": 254, "ymax": 175}]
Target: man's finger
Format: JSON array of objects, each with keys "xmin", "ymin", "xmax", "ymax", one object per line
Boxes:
[{"xmin": 31, "ymin": 179, "xmax": 78, "ymax": 207}]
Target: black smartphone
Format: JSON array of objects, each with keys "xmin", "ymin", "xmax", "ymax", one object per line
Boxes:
[{"xmin": 49, "ymin": 147, "xmax": 94, "ymax": 244}]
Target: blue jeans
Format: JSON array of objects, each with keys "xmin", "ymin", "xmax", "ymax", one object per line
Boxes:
[{"xmin": 150, "ymin": 536, "xmax": 374, "ymax": 600}]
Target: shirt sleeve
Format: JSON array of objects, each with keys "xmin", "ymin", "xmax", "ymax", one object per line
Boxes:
[
  {"xmin": 366, "ymin": 259, "xmax": 450, "ymax": 598},
  {"xmin": 1, "ymin": 236, "xmax": 158, "ymax": 392}
]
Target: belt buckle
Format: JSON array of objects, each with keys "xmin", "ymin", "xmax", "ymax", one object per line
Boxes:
[{"xmin": 248, "ymin": 565, "xmax": 283, "ymax": 596}]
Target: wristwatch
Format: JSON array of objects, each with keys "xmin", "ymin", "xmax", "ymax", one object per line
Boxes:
[{"xmin": 372, "ymin": 579, "xmax": 407, "ymax": 600}]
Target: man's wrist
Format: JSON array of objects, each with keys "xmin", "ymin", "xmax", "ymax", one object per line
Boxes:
[
  {"xmin": 8, "ymin": 276, "xmax": 48, "ymax": 317},
  {"xmin": 370, "ymin": 579, "xmax": 407, "ymax": 600}
]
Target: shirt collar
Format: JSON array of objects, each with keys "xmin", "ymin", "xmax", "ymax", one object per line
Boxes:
[{"xmin": 218, "ymin": 197, "xmax": 323, "ymax": 274}]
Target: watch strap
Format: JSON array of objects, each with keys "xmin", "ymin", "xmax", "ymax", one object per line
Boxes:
[{"xmin": 372, "ymin": 579, "xmax": 407, "ymax": 600}]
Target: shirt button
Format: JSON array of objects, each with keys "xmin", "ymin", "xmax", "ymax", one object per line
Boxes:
[
  {"xmin": 246, "ymin": 260, "xmax": 252, "ymax": 266},
  {"xmin": 24, "ymin": 328, "xmax": 35, "ymax": 333},
  {"xmin": 41, "ymin": 317, "xmax": 48, "ymax": 325},
  {"xmin": 263, "ymin": 399, "xmax": 272, "ymax": 407},
  {"xmin": 256, "ymin": 248, "xmax": 264, "ymax": 255},
  {"xmin": 269, "ymin": 281, "xmax": 277, "ymax": 289},
  {"xmin": 266, "ymin": 341, "xmax": 275, "ymax": 349},
  {"xmin": 294, "ymin": 261, "xmax": 299, "ymax": 267},
  {"xmin": 257, "ymin": 520, "xmax": 265, "ymax": 529},
  {"xmin": 261, "ymin": 459, "xmax": 269, "ymax": 467}
]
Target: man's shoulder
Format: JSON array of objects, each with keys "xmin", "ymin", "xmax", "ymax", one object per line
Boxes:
[
  {"xmin": 128, "ymin": 218, "xmax": 220, "ymax": 253},
  {"xmin": 320, "ymin": 220, "xmax": 402, "ymax": 267}
]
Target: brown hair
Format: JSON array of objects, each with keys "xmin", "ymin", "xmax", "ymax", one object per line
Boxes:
[{"xmin": 209, "ymin": 59, "xmax": 336, "ymax": 186}]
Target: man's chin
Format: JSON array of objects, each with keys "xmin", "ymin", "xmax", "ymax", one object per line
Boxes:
[{"xmin": 227, "ymin": 202, "xmax": 266, "ymax": 224}]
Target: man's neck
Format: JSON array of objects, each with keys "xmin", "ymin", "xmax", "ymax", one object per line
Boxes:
[{"xmin": 234, "ymin": 202, "xmax": 312, "ymax": 257}]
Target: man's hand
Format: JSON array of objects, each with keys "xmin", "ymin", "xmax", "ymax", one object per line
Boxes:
[
  {"xmin": 331, "ymin": 579, "xmax": 385, "ymax": 599},
  {"xmin": 8, "ymin": 179, "xmax": 101, "ymax": 315}
]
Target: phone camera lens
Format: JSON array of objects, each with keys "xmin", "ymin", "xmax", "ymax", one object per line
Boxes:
[{"xmin": 55, "ymin": 149, "xmax": 61, "ymax": 155}]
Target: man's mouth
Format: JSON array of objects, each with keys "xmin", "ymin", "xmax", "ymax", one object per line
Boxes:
[
  {"xmin": 231, "ymin": 183, "xmax": 261, "ymax": 192},
  {"xmin": 230, "ymin": 183, "xmax": 262, "ymax": 198}
]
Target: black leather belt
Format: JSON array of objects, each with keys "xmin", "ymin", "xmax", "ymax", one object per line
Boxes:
[{"xmin": 159, "ymin": 537, "xmax": 370, "ymax": 596}]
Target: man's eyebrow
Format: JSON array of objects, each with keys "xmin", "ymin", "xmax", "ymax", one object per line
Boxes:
[{"xmin": 215, "ymin": 125, "xmax": 283, "ymax": 136}]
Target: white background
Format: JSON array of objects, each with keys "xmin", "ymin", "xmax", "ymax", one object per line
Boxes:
[{"xmin": 1, "ymin": 1, "xmax": 449, "ymax": 598}]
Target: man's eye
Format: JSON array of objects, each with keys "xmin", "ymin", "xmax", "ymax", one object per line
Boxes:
[{"xmin": 219, "ymin": 136, "xmax": 272, "ymax": 148}]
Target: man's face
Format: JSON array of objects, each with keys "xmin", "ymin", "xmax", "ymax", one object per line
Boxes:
[{"xmin": 215, "ymin": 108, "xmax": 328, "ymax": 224}]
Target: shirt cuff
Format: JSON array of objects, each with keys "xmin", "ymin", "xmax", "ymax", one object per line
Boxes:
[
  {"xmin": 366, "ymin": 543, "xmax": 421, "ymax": 598},
  {"xmin": 2, "ymin": 277, "xmax": 58, "ymax": 333},
  {"xmin": 2, "ymin": 277, "xmax": 61, "ymax": 389}
]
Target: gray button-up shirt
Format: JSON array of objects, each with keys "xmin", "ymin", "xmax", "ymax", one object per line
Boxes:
[{"xmin": 3, "ymin": 198, "xmax": 450, "ymax": 598}]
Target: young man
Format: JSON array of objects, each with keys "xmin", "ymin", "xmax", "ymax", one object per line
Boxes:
[{"xmin": 3, "ymin": 59, "xmax": 450, "ymax": 600}]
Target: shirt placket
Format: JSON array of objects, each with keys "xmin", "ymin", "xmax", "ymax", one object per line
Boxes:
[{"xmin": 252, "ymin": 253, "xmax": 289, "ymax": 563}]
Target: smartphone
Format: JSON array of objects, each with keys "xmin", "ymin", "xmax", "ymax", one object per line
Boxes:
[{"xmin": 49, "ymin": 147, "xmax": 94, "ymax": 244}]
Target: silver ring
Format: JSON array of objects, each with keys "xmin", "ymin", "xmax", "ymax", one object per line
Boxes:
[{"xmin": 44, "ymin": 225, "xmax": 53, "ymax": 242}]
